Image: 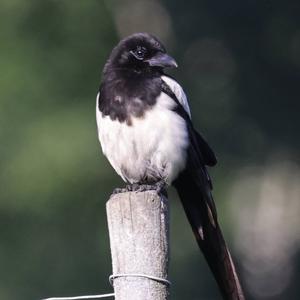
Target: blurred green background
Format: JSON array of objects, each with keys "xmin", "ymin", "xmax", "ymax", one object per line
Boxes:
[{"xmin": 1, "ymin": 1, "xmax": 299, "ymax": 299}]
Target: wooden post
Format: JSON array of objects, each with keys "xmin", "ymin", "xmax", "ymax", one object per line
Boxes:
[{"xmin": 106, "ymin": 190, "xmax": 170, "ymax": 300}]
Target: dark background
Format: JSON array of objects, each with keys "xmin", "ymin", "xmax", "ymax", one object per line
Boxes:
[{"xmin": 0, "ymin": 1, "xmax": 299, "ymax": 299}]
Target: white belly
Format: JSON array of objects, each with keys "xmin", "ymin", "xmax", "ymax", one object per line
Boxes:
[{"xmin": 96, "ymin": 92, "xmax": 189, "ymax": 184}]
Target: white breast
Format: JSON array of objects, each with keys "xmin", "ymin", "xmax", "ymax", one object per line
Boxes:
[{"xmin": 96, "ymin": 81, "xmax": 190, "ymax": 185}]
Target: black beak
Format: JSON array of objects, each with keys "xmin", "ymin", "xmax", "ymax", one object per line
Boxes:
[{"xmin": 146, "ymin": 53, "xmax": 178, "ymax": 68}]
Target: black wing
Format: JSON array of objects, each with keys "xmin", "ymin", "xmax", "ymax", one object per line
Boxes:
[
  {"xmin": 161, "ymin": 78, "xmax": 245, "ymax": 300},
  {"xmin": 161, "ymin": 79, "xmax": 217, "ymax": 167}
]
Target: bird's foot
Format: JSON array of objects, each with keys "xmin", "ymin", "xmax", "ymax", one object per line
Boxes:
[
  {"xmin": 112, "ymin": 187, "xmax": 128, "ymax": 194},
  {"xmin": 112, "ymin": 183, "xmax": 148, "ymax": 194},
  {"xmin": 125, "ymin": 183, "xmax": 141, "ymax": 192},
  {"xmin": 113, "ymin": 181, "xmax": 167, "ymax": 196},
  {"xmin": 128, "ymin": 181, "xmax": 167, "ymax": 196}
]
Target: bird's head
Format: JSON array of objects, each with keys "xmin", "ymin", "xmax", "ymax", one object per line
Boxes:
[{"xmin": 106, "ymin": 33, "xmax": 177, "ymax": 74}]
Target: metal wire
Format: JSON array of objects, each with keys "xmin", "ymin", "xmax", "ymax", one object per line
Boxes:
[
  {"xmin": 109, "ymin": 273, "xmax": 171, "ymax": 286},
  {"xmin": 41, "ymin": 293, "xmax": 115, "ymax": 300}
]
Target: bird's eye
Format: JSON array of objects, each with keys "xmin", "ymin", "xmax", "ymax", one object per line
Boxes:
[{"xmin": 131, "ymin": 46, "xmax": 147, "ymax": 60}]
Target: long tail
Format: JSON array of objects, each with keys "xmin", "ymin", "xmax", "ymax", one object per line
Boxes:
[{"xmin": 174, "ymin": 172, "xmax": 245, "ymax": 300}]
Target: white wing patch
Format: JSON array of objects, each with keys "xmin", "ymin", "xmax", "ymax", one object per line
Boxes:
[{"xmin": 161, "ymin": 75, "xmax": 191, "ymax": 118}]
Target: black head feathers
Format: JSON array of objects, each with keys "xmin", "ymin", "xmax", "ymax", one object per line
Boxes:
[{"xmin": 105, "ymin": 33, "xmax": 177, "ymax": 72}]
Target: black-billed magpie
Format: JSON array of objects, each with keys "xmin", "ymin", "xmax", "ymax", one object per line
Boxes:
[{"xmin": 96, "ymin": 33, "xmax": 244, "ymax": 300}]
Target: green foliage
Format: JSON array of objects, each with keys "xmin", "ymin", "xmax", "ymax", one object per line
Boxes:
[{"xmin": 0, "ymin": 1, "xmax": 299, "ymax": 300}]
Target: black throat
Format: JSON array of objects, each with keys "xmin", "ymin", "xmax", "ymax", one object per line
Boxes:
[{"xmin": 98, "ymin": 67, "xmax": 163, "ymax": 125}]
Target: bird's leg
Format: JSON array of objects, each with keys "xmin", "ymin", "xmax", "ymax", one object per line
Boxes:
[{"xmin": 125, "ymin": 183, "xmax": 140, "ymax": 191}]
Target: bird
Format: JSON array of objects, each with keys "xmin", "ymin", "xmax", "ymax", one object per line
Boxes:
[{"xmin": 96, "ymin": 32, "xmax": 245, "ymax": 300}]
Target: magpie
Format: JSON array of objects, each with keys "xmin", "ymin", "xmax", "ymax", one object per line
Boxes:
[{"xmin": 96, "ymin": 33, "xmax": 245, "ymax": 300}]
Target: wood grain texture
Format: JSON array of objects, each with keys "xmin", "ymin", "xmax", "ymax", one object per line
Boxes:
[{"xmin": 106, "ymin": 190, "xmax": 170, "ymax": 300}]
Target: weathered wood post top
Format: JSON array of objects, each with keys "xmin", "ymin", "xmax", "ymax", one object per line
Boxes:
[{"xmin": 106, "ymin": 190, "xmax": 170, "ymax": 300}]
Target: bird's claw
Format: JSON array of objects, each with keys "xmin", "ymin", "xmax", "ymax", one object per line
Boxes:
[
  {"xmin": 113, "ymin": 181, "xmax": 167, "ymax": 196},
  {"xmin": 112, "ymin": 187, "xmax": 128, "ymax": 194}
]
